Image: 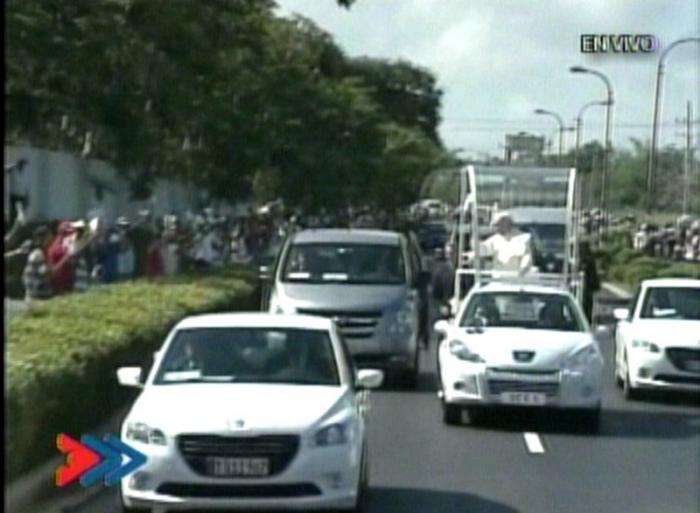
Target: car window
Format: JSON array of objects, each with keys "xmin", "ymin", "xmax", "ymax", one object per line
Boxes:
[
  {"xmin": 282, "ymin": 242, "xmax": 405, "ymax": 285},
  {"xmin": 640, "ymin": 287, "xmax": 700, "ymax": 320},
  {"xmin": 460, "ymin": 292, "xmax": 585, "ymax": 332},
  {"xmin": 154, "ymin": 327, "xmax": 340, "ymax": 386}
]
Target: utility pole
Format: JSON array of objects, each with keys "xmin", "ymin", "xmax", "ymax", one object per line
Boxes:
[{"xmin": 680, "ymin": 101, "xmax": 694, "ymax": 215}]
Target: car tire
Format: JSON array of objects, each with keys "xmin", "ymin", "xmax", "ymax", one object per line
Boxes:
[
  {"xmin": 579, "ymin": 407, "xmax": 601, "ymax": 434},
  {"xmin": 466, "ymin": 407, "xmax": 486, "ymax": 426},
  {"xmin": 400, "ymin": 368, "xmax": 418, "ymax": 389},
  {"xmin": 442, "ymin": 399, "xmax": 462, "ymax": 425}
]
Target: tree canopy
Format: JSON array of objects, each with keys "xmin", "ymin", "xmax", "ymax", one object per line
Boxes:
[{"xmin": 6, "ymin": 0, "xmax": 448, "ymax": 212}]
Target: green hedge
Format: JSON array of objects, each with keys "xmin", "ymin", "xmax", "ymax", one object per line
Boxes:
[
  {"xmin": 595, "ymin": 242, "xmax": 699, "ymax": 292},
  {"xmin": 6, "ymin": 265, "xmax": 259, "ymax": 480}
]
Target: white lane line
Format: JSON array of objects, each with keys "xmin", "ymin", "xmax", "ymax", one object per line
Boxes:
[{"xmin": 523, "ymin": 432, "xmax": 546, "ymax": 454}]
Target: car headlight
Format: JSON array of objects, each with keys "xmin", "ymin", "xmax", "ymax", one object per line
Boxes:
[
  {"xmin": 313, "ymin": 423, "xmax": 348, "ymax": 447},
  {"xmin": 389, "ymin": 304, "xmax": 414, "ymax": 335},
  {"xmin": 125, "ymin": 422, "xmax": 167, "ymax": 445},
  {"xmin": 562, "ymin": 344, "xmax": 600, "ymax": 370},
  {"xmin": 631, "ymin": 340, "xmax": 660, "ymax": 353},
  {"xmin": 448, "ymin": 340, "xmax": 485, "ymax": 363}
]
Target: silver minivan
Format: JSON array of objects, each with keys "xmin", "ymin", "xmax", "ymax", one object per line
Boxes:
[{"xmin": 263, "ymin": 229, "xmax": 429, "ymax": 387}]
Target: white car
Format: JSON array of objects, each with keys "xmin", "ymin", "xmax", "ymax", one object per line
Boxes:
[
  {"xmin": 435, "ymin": 283, "xmax": 604, "ymax": 431},
  {"xmin": 117, "ymin": 313, "xmax": 383, "ymax": 512},
  {"xmin": 613, "ymin": 278, "xmax": 700, "ymax": 399}
]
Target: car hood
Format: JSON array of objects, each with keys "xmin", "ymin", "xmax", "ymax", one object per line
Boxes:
[
  {"xmin": 629, "ymin": 320, "xmax": 700, "ymax": 348},
  {"xmin": 279, "ymin": 283, "xmax": 407, "ymax": 311},
  {"xmin": 446, "ymin": 327, "xmax": 595, "ymax": 368},
  {"xmin": 127, "ymin": 384, "xmax": 352, "ymax": 434}
]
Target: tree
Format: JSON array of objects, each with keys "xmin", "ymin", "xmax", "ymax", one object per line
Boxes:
[{"xmin": 344, "ymin": 57, "xmax": 443, "ymax": 145}]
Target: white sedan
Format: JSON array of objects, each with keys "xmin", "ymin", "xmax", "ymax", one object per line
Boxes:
[
  {"xmin": 435, "ymin": 283, "xmax": 604, "ymax": 431},
  {"xmin": 117, "ymin": 313, "xmax": 383, "ymax": 512},
  {"xmin": 614, "ymin": 278, "xmax": 700, "ymax": 399}
]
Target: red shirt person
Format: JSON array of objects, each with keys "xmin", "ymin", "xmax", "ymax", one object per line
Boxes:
[{"xmin": 47, "ymin": 221, "xmax": 77, "ymax": 294}]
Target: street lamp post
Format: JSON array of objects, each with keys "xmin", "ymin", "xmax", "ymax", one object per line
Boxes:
[
  {"xmin": 534, "ymin": 108, "xmax": 565, "ymax": 163},
  {"xmin": 570, "ymin": 66, "xmax": 614, "ymax": 216},
  {"xmin": 575, "ymin": 101, "xmax": 607, "ymax": 212},
  {"xmin": 646, "ymin": 37, "xmax": 700, "ymax": 213}
]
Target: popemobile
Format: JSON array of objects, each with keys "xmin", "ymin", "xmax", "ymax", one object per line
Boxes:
[{"xmin": 435, "ymin": 165, "xmax": 604, "ymax": 432}]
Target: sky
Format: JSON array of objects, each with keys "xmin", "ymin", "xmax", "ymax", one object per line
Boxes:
[{"xmin": 275, "ymin": 0, "xmax": 699, "ymax": 159}]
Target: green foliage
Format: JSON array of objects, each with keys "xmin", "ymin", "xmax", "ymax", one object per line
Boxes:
[
  {"xmin": 596, "ymin": 241, "xmax": 699, "ymax": 292},
  {"xmin": 6, "ymin": 0, "xmax": 448, "ymax": 210},
  {"xmin": 6, "ymin": 266, "xmax": 258, "ymax": 479}
]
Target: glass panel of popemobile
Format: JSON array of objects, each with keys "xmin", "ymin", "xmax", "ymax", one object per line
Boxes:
[{"xmin": 451, "ymin": 165, "xmax": 582, "ymax": 310}]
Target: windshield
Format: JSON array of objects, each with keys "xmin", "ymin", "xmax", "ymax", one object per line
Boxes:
[
  {"xmin": 154, "ymin": 328, "xmax": 340, "ymax": 386},
  {"xmin": 640, "ymin": 287, "xmax": 700, "ymax": 320},
  {"xmin": 460, "ymin": 292, "xmax": 585, "ymax": 331},
  {"xmin": 519, "ymin": 223, "xmax": 566, "ymax": 255},
  {"xmin": 282, "ymin": 243, "xmax": 405, "ymax": 285}
]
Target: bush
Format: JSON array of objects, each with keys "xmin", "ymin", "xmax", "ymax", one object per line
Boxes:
[
  {"xmin": 657, "ymin": 262, "xmax": 700, "ymax": 280},
  {"xmin": 6, "ymin": 265, "xmax": 259, "ymax": 480}
]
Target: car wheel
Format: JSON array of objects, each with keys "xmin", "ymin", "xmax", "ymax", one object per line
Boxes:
[
  {"xmin": 442, "ymin": 399, "xmax": 462, "ymax": 425},
  {"xmin": 400, "ymin": 368, "xmax": 418, "ymax": 389},
  {"xmin": 578, "ymin": 407, "xmax": 601, "ymax": 434},
  {"xmin": 466, "ymin": 407, "xmax": 486, "ymax": 426}
]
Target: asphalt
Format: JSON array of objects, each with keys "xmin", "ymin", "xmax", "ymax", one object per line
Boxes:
[{"xmin": 41, "ymin": 290, "xmax": 700, "ymax": 513}]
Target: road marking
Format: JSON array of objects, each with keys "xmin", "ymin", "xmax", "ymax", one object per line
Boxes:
[{"xmin": 523, "ymin": 432, "xmax": 545, "ymax": 454}]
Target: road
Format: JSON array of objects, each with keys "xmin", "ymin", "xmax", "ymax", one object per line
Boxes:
[{"xmin": 56, "ymin": 292, "xmax": 699, "ymax": 513}]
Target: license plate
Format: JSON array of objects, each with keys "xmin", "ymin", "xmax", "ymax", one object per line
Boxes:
[
  {"xmin": 207, "ymin": 457, "xmax": 270, "ymax": 477},
  {"xmin": 500, "ymin": 392, "xmax": 547, "ymax": 405},
  {"xmin": 684, "ymin": 360, "xmax": 700, "ymax": 372}
]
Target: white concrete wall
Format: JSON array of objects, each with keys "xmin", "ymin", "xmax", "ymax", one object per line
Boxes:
[{"xmin": 4, "ymin": 146, "xmax": 207, "ymax": 223}]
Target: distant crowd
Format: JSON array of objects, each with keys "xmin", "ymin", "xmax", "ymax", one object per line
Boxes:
[
  {"xmin": 3, "ymin": 203, "xmax": 409, "ymax": 303},
  {"xmin": 632, "ymin": 217, "xmax": 700, "ymax": 262},
  {"xmin": 4, "ymin": 206, "xmax": 283, "ymax": 302}
]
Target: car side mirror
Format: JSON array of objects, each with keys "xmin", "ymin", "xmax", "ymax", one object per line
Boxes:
[
  {"xmin": 433, "ymin": 319, "xmax": 450, "ymax": 335},
  {"xmin": 117, "ymin": 367, "xmax": 143, "ymax": 388},
  {"xmin": 613, "ymin": 308, "xmax": 630, "ymax": 321},
  {"xmin": 258, "ymin": 265, "xmax": 271, "ymax": 281},
  {"xmin": 437, "ymin": 304, "xmax": 451, "ymax": 319},
  {"xmin": 356, "ymin": 369, "xmax": 384, "ymax": 389}
]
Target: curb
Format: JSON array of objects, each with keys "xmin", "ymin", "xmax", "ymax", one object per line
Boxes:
[{"xmin": 6, "ymin": 406, "xmax": 129, "ymax": 513}]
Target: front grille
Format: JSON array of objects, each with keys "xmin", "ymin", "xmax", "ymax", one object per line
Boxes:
[
  {"xmin": 654, "ymin": 374, "xmax": 700, "ymax": 386},
  {"xmin": 487, "ymin": 379, "xmax": 559, "ymax": 397},
  {"xmin": 177, "ymin": 435, "xmax": 299, "ymax": 477},
  {"xmin": 666, "ymin": 348, "xmax": 700, "ymax": 373},
  {"xmin": 297, "ymin": 309, "xmax": 382, "ymax": 340},
  {"xmin": 157, "ymin": 482, "xmax": 321, "ymax": 498}
]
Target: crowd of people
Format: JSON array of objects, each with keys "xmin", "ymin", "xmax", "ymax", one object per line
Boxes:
[
  {"xmin": 3, "ymin": 205, "xmax": 299, "ymax": 303},
  {"xmin": 4, "ymin": 200, "xmax": 417, "ymax": 303},
  {"xmin": 632, "ymin": 217, "xmax": 700, "ymax": 262}
]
